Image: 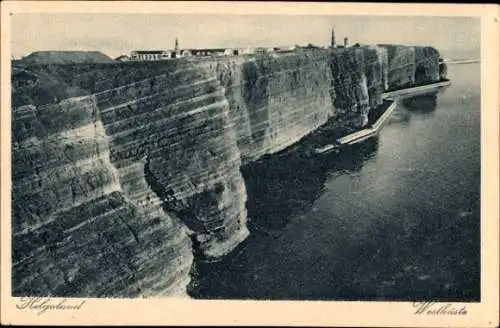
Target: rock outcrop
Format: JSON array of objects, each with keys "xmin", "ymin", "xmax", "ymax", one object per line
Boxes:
[
  {"xmin": 11, "ymin": 45, "xmax": 443, "ymax": 297},
  {"xmin": 378, "ymin": 44, "xmax": 416, "ymax": 91},
  {"xmin": 414, "ymin": 46, "xmax": 441, "ymax": 84}
]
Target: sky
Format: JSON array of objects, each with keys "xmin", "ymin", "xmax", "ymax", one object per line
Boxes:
[{"xmin": 11, "ymin": 14, "xmax": 480, "ymax": 59}]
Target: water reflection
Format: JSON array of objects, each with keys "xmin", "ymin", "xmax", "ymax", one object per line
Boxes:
[
  {"xmin": 242, "ymin": 138, "xmax": 379, "ymax": 233},
  {"xmin": 386, "ymin": 106, "xmax": 411, "ymax": 126},
  {"xmin": 188, "ymin": 137, "xmax": 380, "ymax": 298},
  {"xmin": 401, "ymin": 92, "xmax": 438, "ymax": 114}
]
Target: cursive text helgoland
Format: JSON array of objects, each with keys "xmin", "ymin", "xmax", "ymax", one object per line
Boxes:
[{"xmin": 16, "ymin": 297, "xmax": 86, "ymax": 316}]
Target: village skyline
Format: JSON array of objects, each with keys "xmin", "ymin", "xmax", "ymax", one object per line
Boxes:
[{"xmin": 11, "ymin": 14, "xmax": 480, "ymax": 60}]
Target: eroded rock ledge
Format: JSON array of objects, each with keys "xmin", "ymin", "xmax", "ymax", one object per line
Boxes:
[{"xmin": 11, "ymin": 45, "xmax": 442, "ymax": 297}]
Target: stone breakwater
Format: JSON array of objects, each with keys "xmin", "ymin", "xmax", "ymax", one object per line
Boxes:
[{"xmin": 11, "ymin": 45, "xmax": 442, "ymax": 297}]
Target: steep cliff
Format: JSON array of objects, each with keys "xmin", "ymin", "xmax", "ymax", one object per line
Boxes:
[
  {"xmin": 11, "ymin": 45, "xmax": 442, "ymax": 297},
  {"xmin": 12, "ymin": 96, "xmax": 193, "ymax": 297},
  {"xmin": 377, "ymin": 44, "xmax": 442, "ymax": 91},
  {"xmin": 203, "ymin": 51, "xmax": 336, "ymax": 162},
  {"xmin": 378, "ymin": 44, "xmax": 416, "ymax": 91},
  {"xmin": 362, "ymin": 45, "xmax": 389, "ymax": 109},
  {"xmin": 413, "ymin": 46, "xmax": 441, "ymax": 84}
]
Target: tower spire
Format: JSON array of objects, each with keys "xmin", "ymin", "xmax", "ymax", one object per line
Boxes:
[
  {"xmin": 175, "ymin": 37, "xmax": 179, "ymax": 52},
  {"xmin": 331, "ymin": 26, "xmax": 336, "ymax": 48}
]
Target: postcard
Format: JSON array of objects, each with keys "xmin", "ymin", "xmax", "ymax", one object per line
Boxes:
[{"xmin": 1, "ymin": 1, "xmax": 498, "ymax": 326}]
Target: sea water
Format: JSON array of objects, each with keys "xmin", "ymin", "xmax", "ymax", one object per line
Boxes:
[{"xmin": 190, "ymin": 62, "xmax": 481, "ymax": 301}]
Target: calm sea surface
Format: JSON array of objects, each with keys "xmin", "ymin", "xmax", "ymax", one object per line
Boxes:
[{"xmin": 190, "ymin": 62, "xmax": 481, "ymax": 301}]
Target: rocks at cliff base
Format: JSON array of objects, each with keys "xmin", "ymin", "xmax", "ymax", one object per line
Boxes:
[{"xmin": 439, "ymin": 61, "xmax": 448, "ymax": 81}]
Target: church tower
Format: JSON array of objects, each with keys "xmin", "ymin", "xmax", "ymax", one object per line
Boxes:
[
  {"xmin": 331, "ymin": 26, "xmax": 336, "ymax": 48},
  {"xmin": 172, "ymin": 37, "xmax": 180, "ymax": 58}
]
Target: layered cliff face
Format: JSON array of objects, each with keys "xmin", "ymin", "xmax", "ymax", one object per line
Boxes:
[
  {"xmin": 12, "ymin": 61, "xmax": 251, "ymax": 297},
  {"xmin": 12, "ymin": 96, "xmax": 193, "ymax": 297},
  {"xmin": 413, "ymin": 46, "xmax": 441, "ymax": 84},
  {"xmin": 92, "ymin": 64, "xmax": 249, "ymax": 260},
  {"xmin": 326, "ymin": 48, "xmax": 370, "ymax": 127},
  {"xmin": 378, "ymin": 44, "xmax": 416, "ymax": 91},
  {"xmin": 11, "ymin": 45, "xmax": 442, "ymax": 297},
  {"xmin": 362, "ymin": 45, "xmax": 389, "ymax": 109},
  {"xmin": 203, "ymin": 51, "xmax": 336, "ymax": 163}
]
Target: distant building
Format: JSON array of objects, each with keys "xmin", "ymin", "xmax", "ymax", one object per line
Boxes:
[
  {"xmin": 238, "ymin": 48, "xmax": 255, "ymax": 55},
  {"xmin": 331, "ymin": 26, "xmax": 336, "ymax": 48},
  {"xmin": 179, "ymin": 49, "xmax": 192, "ymax": 57},
  {"xmin": 180, "ymin": 48, "xmax": 228, "ymax": 57},
  {"xmin": 254, "ymin": 47, "xmax": 269, "ymax": 54},
  {"xmin": 172, "ymin": 38, "xmax": 180, "ymax": 58},
  {"xmin": 274, "ymin": 46, "xmax": 296, "ymax": 53},
  {"xmin": 224, "ymin": 48, "xmax": 239, "ymax": 56},
  {"xmin": 329, "ymin": 26, "xmax": 352, "ymax": 49},
  {"xmin": 175, "ymin": 38, "xmax": 179, "ymax": 52},
  {"xmin": 194, "ymin": 48, "xmax": 225, "ymax": 57},
  {"xmin": 296, "ymin": 44, "xmax": 321, "ymax": 50},
  {"xmin": 115, "ymin": 55, "xmax": 130, "ymax": 62},
  {"xmin": 128, "ymin": 39, "xmax": 296, "ymax": 61},
  {"xmin": 130, "ymin": 50, "xmax": 171, "ymax": 61}
]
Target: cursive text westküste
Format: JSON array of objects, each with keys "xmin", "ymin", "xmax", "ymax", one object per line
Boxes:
[{"xmin": 413, "ymin": 302, "xmax": 467, "ymax": 315}]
